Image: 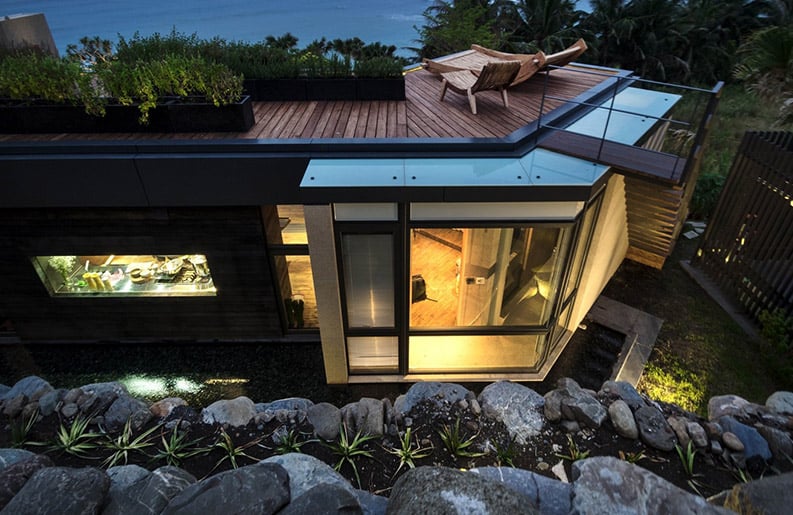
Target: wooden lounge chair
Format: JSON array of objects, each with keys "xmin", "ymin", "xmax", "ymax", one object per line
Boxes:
[
  {"xmin": 541, "ymin": 38, "xmax": 587, "ymax": 70},
  {"xmin": 439, "ymin": 60, "xmax": 521, "ymax": 114},
  {"xmin": 423, "ymin": 48, "xmax": 545, "ymax": 87}
]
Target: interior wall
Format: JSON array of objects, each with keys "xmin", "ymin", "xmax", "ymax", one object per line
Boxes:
[{"xmin": 568, "ymin": 174, "xmax": 629, "ymax": 330}]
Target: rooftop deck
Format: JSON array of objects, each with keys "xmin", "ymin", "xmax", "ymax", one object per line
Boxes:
[{"xmin": 0, "ymin": 65, "xmax": 609, "ymax": 143}]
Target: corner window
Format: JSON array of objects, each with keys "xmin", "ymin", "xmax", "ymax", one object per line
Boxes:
[
  {"xmin": 410, "ymin": 226, "xmax": 571, "ymax": 328},
  {"xmin": 32, "ymin": 255, "xmax": 217, "ymax": 297},
  {"xmin": 340, "ymin": 233, "xmax": 395, "ymax": 328}
]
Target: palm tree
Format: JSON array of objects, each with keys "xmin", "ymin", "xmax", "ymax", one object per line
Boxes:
[
  {"xmin": 734, "ymin": 25, "xmax": 793, "ymax": 97},
  {"xmin": 501, "ymin": 0, "xmax": 586, "ymax": 53},
  {"xmin": 412, "ymin": 0, "xmax": 499, "ymax": 58},
  {"xmin": 581, "ymin": 0, "xmax": 635, "ymax": 67}
]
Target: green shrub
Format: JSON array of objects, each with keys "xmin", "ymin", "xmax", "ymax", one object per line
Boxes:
[
  {"xmin": 689, "ymin": 171, "xmax": 726, "ymax": 220},
  {"xmin": 354, "ymin": 57, "xmax": 404, "ymax": 78}
]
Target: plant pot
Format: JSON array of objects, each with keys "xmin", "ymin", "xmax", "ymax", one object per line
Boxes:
[
  {"xmin": 167, "ymin": 95, "xmax": 255, "ymax": 132},
  {"xmin": 256, "ymin": 79, "xmax": 307, "ymax": 101},
  {"xmin": 305, "ymin": 78, "xmax": 357, "ymax": 101},
  {"xmin": 356, "ymin": 78, "xmax": 406, "ymax": 101}
]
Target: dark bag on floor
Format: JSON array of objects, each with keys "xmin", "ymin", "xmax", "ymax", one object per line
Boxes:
[{"xmin": 411, "ymin": 274, "xmax": 427, "ymax": 303}]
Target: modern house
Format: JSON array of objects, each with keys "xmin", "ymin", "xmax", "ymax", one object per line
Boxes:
[{"xmin": 0, "ymin": 39, "xmax": 722, "ymax": 385}]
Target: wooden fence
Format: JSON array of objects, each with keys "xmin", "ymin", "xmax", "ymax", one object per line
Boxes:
[{"xmin": 692, "ymin": 131, "xmax": 793, "ymax": 325}]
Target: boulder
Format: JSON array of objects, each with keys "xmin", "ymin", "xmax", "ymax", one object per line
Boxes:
[
  {"xmin": 353, "ymin": 489, "xmax": 388, "ymax": 515},
  {"xmin": 667, "ymin": 416, "xmax": 691, "ymax": 448},
  {"xmin": 608, "ymin": 400, "xmax": 638, "ymax": 439},
  {"xmin": 543, "ymin": 390, "xmax": 565, "ymax": 423},
  {"xmin": 571, "ymin": 457, "xmax": 732, "ymax": 514},
  {"xmin": 634, "ymin": 406, "xmax": 677, "ymax": 451},
  {"xmin": 1, "ymin": 466, "xmax": 109, "ymax": 515},
  {"xmin": 256, "ymin": 397, "xmax": 314, "ymax": 413},
  {"xmin": 478, "ymin": 381, "xmax": 545, "ymax": 445},
  {"xmin": 471, "ymin": 466, "xmax": 571, "ymax": 515},
  {"xmin": 79, "ymin": 382, "xmax": 128, "ymax": 414},
  {"xmin": 262, "ymin": 452, "xmax": 356, "ymax": 499},
  {"xmin": 106, "ymin": 464, "xmax": 151, "ymax": 493},
  {"xmin": 721, "ymin": 470, "xmax": 793, "ymax": 515},
  {"xmin": 150, "ymin": 398, "xmax": 186, "ymax": 419},
  {"xmin": 105, "ymin": 396, "xmax": 153, "ymax": 432},
  {"xmin": 393, "ymin": 382, "xmax": 473, "ymax": 416},
  {"xmin": 307, "ymin": 402, "xmax": 342, "ymax": 441},
  {"xmin": 104, "ymin": 466, "xmax": 196, "ymax": 515},
  {"xmin": 0, "ymin": 454, "xmax": 53, "ymax": 510},
  {"xmin": 599, "ymin": 381, "xmax": 645, "ymax": 411},
  {"xmin": 687, "ymin": 422, "xmax": 709, "ymax": 448},
  {"xmin": 37, "ymin": 389, "xmax": 64, "ymax": 417},
  {"xmin": 162, "ymin": 463, "xmax": 289, "ymax": 515},
  {"xmin": 279, "ymin": 483, "xmax": 362, "ymax": 515},
  {"xmin": 388, "ymin": 466, "xmax": 534, "ymax": 514},
  {"xmin": 757, "ymin": 425, "xmax": 793, "ymax": 461},
  {"xmin": 708, "ymin": 394, "xmax": 757, "ymax": 421},
  {"xmin": 201, "ymin": 396, "xmax": 256, "ymax": 427},
  {"xmin": 0, "ymin": 384, "xmax": 9, "ymax": 397},
  {"xmin": 0, "ymin": 449, "xmax": 37, "ymax": 472},
  {"xmin": 561, "ymin": 393, "xmax": 608, "ymax": 429},
  {"xmin": 0, "ymin": 376, "xmax": 53, "ymax": 403},
  {"xmin": 341, "ymin": 398, "xmax": 384, "ymax": 437},
  {"xmin": 722, "ymin": 432, "xmax": 744, "ymax": 452},
  {"xmin": 717, "ymin": 416, "xmax": 772, "ymax": 463},
  {"xmin": 766, "ymin": 391, "xmax": 793, "ymax": 416}
]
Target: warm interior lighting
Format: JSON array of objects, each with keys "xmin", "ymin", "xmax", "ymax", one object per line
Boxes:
[
  {"xmin": 408, "ymin": 334, "xmax": 540, "ymax": 373},
  {"xmin": 204, "ymin": 378, "xmax": 250, "ymax": 385}
]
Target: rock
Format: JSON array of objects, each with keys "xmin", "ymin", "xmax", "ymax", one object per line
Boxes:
[
  {"xmin": 0, "ymin": 384, "xmax": 9, "ymax": 397},
  {"xmin": 548, "ymin": 378, "xmax": 608, "ymax": 429},
  {"xmin": 2, "ymin": 395, "xmax": 26, "ymax": 418},
  {"xmin": 717, "ymin": 416, "xmax": 772, "ymax": 463},
  {"xmin": 353, "ymin": 489, "xmax": 388, "ymax": 515},
  {"xmin": 478, "ymin": 381, "xmax": 546, "ymax": 445},
  {"xmin": 0, "ymin": 449, "xmax": 37, "ymax": 472},
  {"xmin": 687, "ymin": 422, "xmax": 709, "ymax": 448},
  {"xmin": 350, "ymin": 397, "xmax": 384, "ymax": 436},
  {"xmin": 711, "ymin": 440, "xmax": 723, "ymax": 455},
  {"xmin": 561, "ymin": 420, "xmax": 580, "ymax": 433},
  {"xmin": 162, "ymin": 463, "xmax": 289, "ymax": 515},
  {"xmin": 608, "ymin": 400, "xmax": 638, "ymax": 439},
  {"xmin": 543, "ymin": 390, "xmax": 565, "ymax": 422},
  {"xmin": 262, "ymin": 452, "xmax": 356, "ymax": 499},
  {"xmin": 469, "ymin": 398, "xmax": 481, "ymax": 416},
  {"xmin": 599, "ymin": 381, "xmax": 645, "ymax": 411},
  {"xmin": 150, "ymin": 398, "xmax": 186, "ymax": 419},
  {"xmin": 551, "ymin": 461, "xmax": 569, "ymax": 483},
  {"xmin": 62, "ymin": 388, "xmax": 81, "ymax": 405},
  {"xmin": 0, "ymin": 376, "xmax": 53, "ymax": 403},
  {"xmin": 79, "ymin": 382, "xmax": 127, "ymax": 414},
  {"xmin": 722, "ymin": 431, "xmax": 744, "ymax": 452},
  {"xmin": 757, "ymin": 425, "xmax": 793, "ymax": 461},
  {"xmin": 471, "ymin": 466, "xmax": 572, "ymax": 515},
  {"xmin": 37, "ymin": 389, "xmax": 64, "ymax": 417},
  {"xmin": 76, "ymin": 391, "xmax": 99, "ymax": 413},
  {"xmin": 256, "ymin": 397, "xmax": 314, "ymax": 413},
  {"xmin": 704, "ymin": 421, "xmax": 723, "ymax": 439},
  {"xmin": 105, "ymin": 396, "xmax": 153, "ymax": 432},
  {"xmin": 106, "ymin": 464, "xmax": 151, "ymax": 493},
  {"xmin": 388, "ymin": 466, "xmax": 534, "ymax": 514},
  {"xmin": 201, "ymin": 396, "xmax": 256, "ymax": 427},
  {"xmin": 766, "ymin": 391, "xmax": 793, "ymax": 416},
  {"xmin": 571, "ymin": 457, "xmax": 732, "ymax": 514},
  {"xmin": 1, "ymin": 466, "xmax": 109, "ymax": 515},
  {"xmin": 721, "ymin": 470, "xmax": 793, "ymax": 515},
  {"xmin": 104, "ymin": 466, "xmax": 196, "ymax": 515},
  {"xmin": 279, "ymin": 483, "xmax": 362, "ymax": 515},
  {"xmin": 667, "ymin": 416, "xmax": 690, "ymax": 448},
  {"xmin": 634, "ymin": 406, "xmax": 677, "ymax": 451},
  {"xmin": 0, "ymin": 454, "xmax": 53, "ymax": 510},
  {"xmin": 708, "ymin": 394, "xmax": 755, "ymax": 420},
  {"xmin": 393, "ymin": 382, "xmax": 473, "ymax": 416},
  {"xmin": 307, "ymin": 402, "xmax": 342, "ymax": 441},
  {"xmin": 60, "ymin": 402, "xmax": 79, "ymax": 418}
]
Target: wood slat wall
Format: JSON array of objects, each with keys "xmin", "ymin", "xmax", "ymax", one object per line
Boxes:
[
  {"xmin": 0, "ymin": 207, "xmax": 282, "ymax": 342},
  {"xmin": 693, "ymin": 131, "xmax": 793, "ymax": 321}
]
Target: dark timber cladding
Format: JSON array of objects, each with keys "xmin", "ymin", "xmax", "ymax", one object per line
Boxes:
[
  {"xmin": 0, "ymin": 207, "xmax": 281, "ymax": 341},
  {"xmin": 693, "ymin": 131, "xmax": 793, "ymax": 322}
]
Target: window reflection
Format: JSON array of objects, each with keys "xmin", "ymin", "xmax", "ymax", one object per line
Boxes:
[{"xmin": 410, "ymin": 226, "xmax": 570, "ymax": 328}]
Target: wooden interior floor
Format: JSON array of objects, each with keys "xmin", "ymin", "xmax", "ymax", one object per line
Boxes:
[
  {"xmin": 286, "ymin": 256, "xmax": 318, "ymax": 328},
  {"xmin": 410, "ymin": 230, "xmax": 462, "ymax": 328}
]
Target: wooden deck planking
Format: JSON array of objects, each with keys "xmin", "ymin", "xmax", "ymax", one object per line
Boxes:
[{"xmin": 0, "ymin": 66, "xmax": 610, "ymax": 143}]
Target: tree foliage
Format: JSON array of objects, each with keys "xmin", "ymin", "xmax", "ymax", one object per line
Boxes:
[{"xmin": 414, "ymin": 0, "xmax": 789, "ymax": 84}]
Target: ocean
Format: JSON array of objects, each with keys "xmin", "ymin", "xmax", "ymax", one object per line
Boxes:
[{"xmin": 3, "ymin": 1, "xmax": 591, "ymax": 58}]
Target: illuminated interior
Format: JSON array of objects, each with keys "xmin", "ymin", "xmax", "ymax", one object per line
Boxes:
[
  {"xmin": 276, "ymin": 255, "xmax": 319, "ymax": 328},
  {"xmin": 276, "ymin": 205, "xmax": 308, "ymax": 244},
  {"xmin": 408, "ymin": 334, "xmax": 544, "ymax": 373},
  {"xmin": 32, "ymin": 254, "xmax": 216, "ymax": 297},
  {"xmin": 409, "ymin": 226, "xmax": 570, "ymax": 328}
]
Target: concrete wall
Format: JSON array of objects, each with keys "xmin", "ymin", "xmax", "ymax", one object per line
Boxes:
[
  {"xmin": 568, "ymin": 173, "xmax": 629, "ymax": 330},
  {"xmin": 0, "ymin": 13, "xmax": 58, "ymax": 56},
  {"xmin": 304, "ymin": 205, "xmax": 348, "ymax": 384}
]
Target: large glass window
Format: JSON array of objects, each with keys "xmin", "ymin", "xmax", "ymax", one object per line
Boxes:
[
  {"xmin": 410, "ymin": 226, "xmax": 571, "ymax": 328},
  {"xmin": 341, "ymin": 233, "xmax": 395, "ymax": 328},
  {"xmin": 32, "ymin": 254, "xmax": 216, "ymax": 297},
  {"xmin": 409, "ymin": 334, "xmax": 545, "ymax": 373}
]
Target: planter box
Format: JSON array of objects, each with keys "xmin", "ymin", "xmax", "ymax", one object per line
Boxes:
[
  {"xmin": 356, "ymin": 78, "xmax": 406, "ymax": 101},
  {"xmin": 256, "ymin": 79, "xmax": 307, "ymax": 101},
  {"xmin": 0, "ymin": 96, "xmax": 254, "ymax": 133},
  {"xmin": 245, "ymin": 76, "xmax": 405, "ymax": 101}
]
